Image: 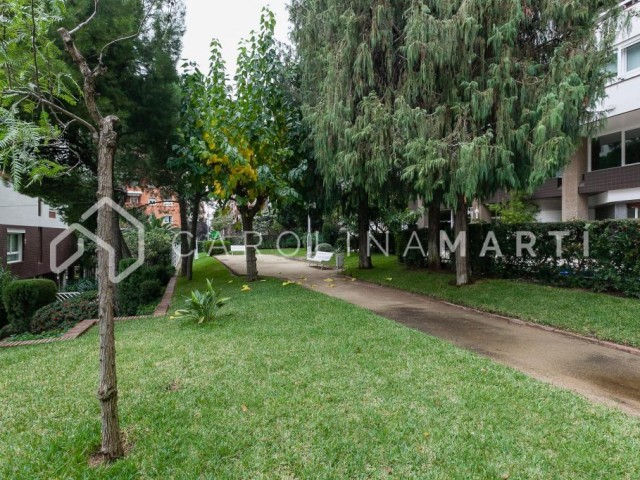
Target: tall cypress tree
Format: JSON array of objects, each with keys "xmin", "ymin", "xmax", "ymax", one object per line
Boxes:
[
  {"xmin": 291, "ymin": 0, "xmax": 408, "ymax": 269},
  {"xmin": 399, "ymin": 0, "xmax": 623, "ymax": 284}
]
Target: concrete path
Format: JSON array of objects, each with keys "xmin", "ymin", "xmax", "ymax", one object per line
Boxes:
[{"xmin": 218, "ymin": 254, "xmax": 640, "ymax": 417}]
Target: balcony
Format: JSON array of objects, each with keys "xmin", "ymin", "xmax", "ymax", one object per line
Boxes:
[{"xmin": 579, "ymin": 163, "xmax": 640, "ymax": 194}]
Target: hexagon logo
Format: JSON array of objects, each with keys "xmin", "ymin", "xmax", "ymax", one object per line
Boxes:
[{"xmin": 50, "ymin": 197, "xmax": 145, "ymax": 284}]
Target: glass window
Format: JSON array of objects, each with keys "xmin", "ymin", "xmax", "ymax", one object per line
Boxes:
[
  {"xmin": 163, "ymin": 216, "xmax": 172, "ymax": 224},
  {"xmin": 591, "ymin": 132, "xmax": 622, "ymax": 170},
  {"xmin": 7, "ymin": 233, "xmax": 23, "ymax": 263},
  {"xmin": 626, "ymin": 42, "xmax": 640, "ymax": 72},
  {"xmin": 163, "ymin": 199, "xmax": 172, "ymax": 207},
  {"xmin": 625, "ymin": 128, "xmax": 640, "ymax": 165},
  {"xmin": 628, "ymin": 203, "xmax": 640, "ymax": 219},
  {"xmin": 605, "ymin": 51, "xmax": 618, "ymax": 75},
  {"xmin": 149, "ymin": 197, "xmax": 157, "ymax": 205}
]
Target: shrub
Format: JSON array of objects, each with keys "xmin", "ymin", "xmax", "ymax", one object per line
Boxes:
[
  {"xmin": 116, "ymin": 261, "xmax": 172, "ymax": 316},
  {"xmin": 2, "ymin": 279, "xmax": 58, "ymax": 334},
  {"xmin": 203, "ymin": 239, "xmax": 231, "ymax": 256},
  {"xmin": 170, "ymin": 279, "xmax": 230, "ymax": 324},
  {"xmin": 0, "ymin": 266, "xmax": 15, "ymax": 331},
  {"xmin": 316, "ymin": 243, "xmax": 334, "ymax": 252},
  {"xmin": 124, "ymin": 228, "xmax": 173, "ymax": 267},
  {"xmin": 139, "ymin": 280, "xmax": 163, "ymax": 304},
  {"xmin": 30, "ymin": 291, "xmax": 98, "ymax": 334}
]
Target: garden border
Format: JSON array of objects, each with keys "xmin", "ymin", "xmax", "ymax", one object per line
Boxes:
[{"xmin": 0, "ymin": 276, "xmax": 177, "ymax": 349}]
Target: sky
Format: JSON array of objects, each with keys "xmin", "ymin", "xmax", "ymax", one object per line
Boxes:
[{"xmin": 181, "ymin": 0, "xmax": 291, "ymax": 78}]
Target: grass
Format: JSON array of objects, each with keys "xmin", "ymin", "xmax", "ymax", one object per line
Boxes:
[
  {"xmin": 1, "ymin": 256, "xmax": 640, "ymax": 478},
  {"xmin": 344, "ymin": 254, "xmax": 640, "ymax": 348}
]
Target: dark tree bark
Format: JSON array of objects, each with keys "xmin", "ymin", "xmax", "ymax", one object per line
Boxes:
[
  {"xmin": 58, "ymin": 26, "xmax": 124, "ymax": 461},
  {"xmin": 427, "ymin": 191, "xmax": 442, "ymax": 270},
  {"xmin": 241, "ymin": 212, "xmax": 258, "ymax": 281},
  {"xmin": 358, "ymin": 191, "xmax": 372, "ymax": 269},
  {"xmin": 454, "ymin": 195, "xmax": 471, "ymax": 286},
  {"xmin": 94, "ymin": 116, "xmax": 124, "ymax": 461},
  {"xmin": 178, "ymin": 195, "xmax": 189, "ymax": 277},
  {"xmin": 186, "ymin": 192, "xmax": 203, "ymax": 281}
]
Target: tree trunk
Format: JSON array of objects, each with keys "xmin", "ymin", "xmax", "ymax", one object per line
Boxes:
[
  {"xmin": 178, "ymin": 195, "xmax": 189, "ymax": 277},
  {"xmin": 358, "ymin": 192, "xmax": 372, "ymax": 269},
  {"xmin": 427, "ymin": 192, "xmax": 442, "ymax": 271},
  {"xmin": 115, "ymin": 194, "xmax": 131, "ymax": 262},
  {"xmin": 95, "ymin": 116, "xmax": 124, "ymax": 460},
  {"xmin": 454, "ymin": 196, "xmax": 471, "ymax": 286},
  {"xmin": 242, "ymin": 212, "xmax": 258, "ymax": 281},
  {"xmin": 186, "ymin": 192, "xmax": 202, "ymax": 281}
]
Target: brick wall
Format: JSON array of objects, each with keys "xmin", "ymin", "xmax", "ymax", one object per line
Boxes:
[{"xmin": 0, "ymin": 225, "xmax": 77, "ymax": 280}]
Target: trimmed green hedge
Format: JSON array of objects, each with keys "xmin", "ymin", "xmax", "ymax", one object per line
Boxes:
[
  {"xmin": 202, "ymin": 239, "xmax": 231, "ymax": 256},
  {"xmin": 116, "ymin": 259, "xmax": 174, "ymax": 316},
  {"xmin": 2, "ymin": 279, "xmax": 58, "ymax": 334},
  {"xmin": 395, "ymin": 220, "xmax": 640, "ymax": 298}
]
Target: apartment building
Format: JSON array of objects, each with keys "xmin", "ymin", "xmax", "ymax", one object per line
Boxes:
[
  {"xmin": 531, "ymin": 2, "xmax": 640, "ymax": 222},
  {"xmin": 0, "ymin": 182, "xmax": 76, "ymax": 280},
  {"xmin": 124, "ymin": 184, "xmax": 181, "ymax": 226}
]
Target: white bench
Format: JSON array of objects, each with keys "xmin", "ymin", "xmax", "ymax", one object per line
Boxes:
[
  {"xmin": 307, "ymin": 251, "xmax": 334, "ymax": 269},
  {"xmin": 230, "ymin": 245, "xmax": 246, "ymax": 254}
]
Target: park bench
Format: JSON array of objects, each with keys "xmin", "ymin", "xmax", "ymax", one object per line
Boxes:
[
  {"xmin": 230, "ymin": 245, "xmax": 246, "ymax": 254},
  {"xmin": 307, "ymin": 251, "xmax": 334, "ymax": 269}
]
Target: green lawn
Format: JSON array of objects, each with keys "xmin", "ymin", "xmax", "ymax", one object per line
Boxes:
[
  {"xmin": 1, "ymin": 256, "xmax": 640, "ymax": 478},
  {"xmin": 344, "ymin": 254, "xmax": 640, "ymax": 348}
]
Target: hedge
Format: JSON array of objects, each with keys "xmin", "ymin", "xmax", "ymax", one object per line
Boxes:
[
  {"xmin": 2, "ymin": 279, "xmax": 58, "ymax": 334},
  {"xmin": 116, "ymin": 259, "xmax": 174, "ymax": 316},
  {"xmin": 394, "ymin": 220, "xmax": 640, "ymax": 298}
]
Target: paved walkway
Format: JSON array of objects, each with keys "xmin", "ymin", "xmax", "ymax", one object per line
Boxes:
[{"xmin": 219, "ymin": 254, "xmax": 640, "ymax": 417}]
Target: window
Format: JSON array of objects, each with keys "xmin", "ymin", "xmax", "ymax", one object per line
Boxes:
[
  {"xmin": 591, "ymin": 132, "xmax": 622, "ymax": 170},
  {"xmin": 626, "ymin": 42, "xmax": 640, "ymax": 72},
  {"xmin": 162, "ymin": 215, "xmax": 173, "ymax": 224},
  {"xmin": 625, "ymin": 128, "xmax": 640, "ymax": 165},
  {"xmin": 149, "ymin": 197, "xmax": 157, "ymax": 205},
  {"xmin": 629, "ymin": 203, "xmax": 640, "ymax": 219},
  {"xmin": 605, "ymin": 51, "xmax": 618, "ymax": 76},
  {"xmin": 128, "ymin": 195, "xmax": 140, "ymax": 206},
  {"xmin": 7, "ymin": 231, "xmax": 24, "ymax": 263},
  {"xmin": 163, "ymin": 199, "xmax": 172, "ymax": 207}
]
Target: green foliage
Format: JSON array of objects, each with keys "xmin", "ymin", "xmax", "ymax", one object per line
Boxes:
[
  {"xmin": 30, "ymin": 291, "xmax": 98, "ymax": 334},
  {"xmin": 468, "ymin": 220, "xmax": 640, "ymax": 298},
  {"xmin": 0, "ymin": 266, "xmax": 16, "ymax": 331},
  {"xmin": 116, "ymin": 259, "xmax": 174, "ymax": 316},
  {"xmin": 2, "ymin": 279, "xmax": 57, "ymax": 334},
  {"xmin": 202, "ymin": 239, "xmax": 231, "ymax": 256},
  {"xmin": 489, "ymin": 192, "xmax": 540, "ymax": 224},
  {"xmin": 62, "ymin": 277, "xmax": 98, "ymax": 293},
  {"xmin": 170, "ymin": 279, "xmax": 230, "ymax": 324},
  {"xmin": 316, "ymin": 243, "xmax": 334, "ymax": 253},
  {"xmin": 124, "ymin": 228, "xmax": 174, "ymax": 267}
]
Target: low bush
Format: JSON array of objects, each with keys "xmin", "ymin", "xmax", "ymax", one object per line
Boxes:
[
  {"xmin": 170, "ymin": 279, "xmax": 230, "ymax": 324},
  {"xmin": 116, "ymin": 259, "xmax": 172, "ymax": 315},
  {"xmin": 2, "ymin": 279, "xmax": 58, "ymax": 334},
  {"xmin": 203, "ymin": 239, "xmax": 232, "ymax": 256},
  {"xmin": 0, "ymin": 266, "xmax": 15, "ymax": 331},
  {"xmin": 30, "ymin": 291, "xmax": 98, "ymax": 334},
  {"xmin": 316, "ymin": 243, "xmax": 334, "ymax": 252}
]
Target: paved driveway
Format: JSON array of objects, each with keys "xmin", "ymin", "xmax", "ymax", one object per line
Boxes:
[{"xmin": 219, "ymin": 254, "xmax": 640, "ymax": 416}]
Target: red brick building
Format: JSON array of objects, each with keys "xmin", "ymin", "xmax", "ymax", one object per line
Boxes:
[
  {"xmin": 0, "ymin": 183, "xmax": 76, "ymax": 281},
  {"xmin": 124, "ymin": 185, "xmax": 181, "ymax": 227}
]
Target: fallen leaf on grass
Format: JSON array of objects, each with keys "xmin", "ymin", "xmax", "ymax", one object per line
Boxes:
[{"xmin": 241, "ymin": 285, "xmax": 251, "ymax": 292}]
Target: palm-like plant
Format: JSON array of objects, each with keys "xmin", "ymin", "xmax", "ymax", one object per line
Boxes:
[{"xmin": 170, "ymin": 279, "xmax": 230, "ymax": 324}]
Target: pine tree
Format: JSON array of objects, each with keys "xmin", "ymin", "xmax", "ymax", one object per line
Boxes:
[
  {"xmin": 399, "ymin": 0, "xmax": 623, "ymax": 284},
  {"xmin": 291, "ymin": 0, "xmax": 409, "ymax": 269}
]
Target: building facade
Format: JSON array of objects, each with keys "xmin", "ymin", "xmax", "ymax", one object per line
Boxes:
[
  {"xmin": 532, "ymin": 2, "xmax": 640, "ymax": 222},
  {"xmin": 124, "ymin": 185, "xmax": 181, "ymax": 226},
  {"xmin": 0, "ymin": 183, "xmax": 76, "ymax": 280}
]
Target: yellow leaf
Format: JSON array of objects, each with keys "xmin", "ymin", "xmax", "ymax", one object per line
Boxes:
[{"xmin": 241, "ymin": 285, "xmax": 251, "ymax": 292}]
